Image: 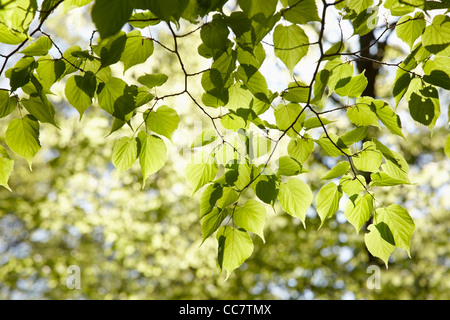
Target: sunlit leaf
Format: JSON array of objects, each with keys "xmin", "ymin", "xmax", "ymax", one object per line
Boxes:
[
  {"xmin": 278, "ymin": 178, "xmax": 313, "ymax": 226},
  {"xmin": 273, "ymin": 24, "xmax": 309, "ymax": 72},
  {"xmin": 120, "ymin": 30, "xmax": 154, "ymax": 73},
  {"xmin": 345, "ymin": 194, "xmax": 373, "ymax": 233},
  {"xmin": 234, "ymin": 199, "xmax": 267, "ymax": 242},
  {"xmin": 0, "ymin": 146, "xmax": 14, "ymax": 191},
  {"xmin": 137, "ymin": 131, "xmax": 167, "ymax": 188},
  {"xmin": 316, "ymin": 182, "xmax": 343, "ymax": 228},
  {"xmin": 5, "ymin": 115, "xmax": 40, "ymax": 169},
  {"xmin": 144, "ymin": 106, "xmax": 180, "ymax": 141},
  {"xmin": 112, "ymin": 136, "xmax": 138, "ymax": 173},
  {"xmin": 217, "ymin": 226, "xmax": 253, "ymax": 280}
]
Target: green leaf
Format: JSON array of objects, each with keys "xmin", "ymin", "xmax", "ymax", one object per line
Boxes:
[
  {"xmin": 0, "ymin": 146, "xmax": 14, "ymax": 191},
  {"xmin": 313, "ymin": 68, "xmax": 331, "ymax": 102},
  {"xmin": 316, "ymin": 182, "xmax": 343, "ymax": 228},
  {"xmin": 235, "ymin": 64, "xmax": 269, "ymax": 103},
  {"xmin": 327, "ymin": 61, "xmax": 354, "ymax": 95},
  {"xmin": 65, "ymin": 72, "xmax": 96, "ymax": 118},
  {"xmin": 407, "ymin": 86, "xmax": 440, "ymax": 132},
  {"xmin": 340, "ymin": 126, "xmax": 368, "ymax": 145},
  {"xmin": 36, "ymin": 56, "xmax": 66, "ymax": 90},
  {"xmin": 135, "ymin": 87, "xmax": 153, "ymax": 107},
  {"xmin": 324, "ymin": 42, "xmax": 346, "ymax": 58},
  {"xmin": 276, "ymin": 156, "xmax": 306, "ymax": 176},
  {"xmin": 137, "ymin": 73, "xmax": 168, "ymax": 89},
  {"xmin": 201, "ymin": 47, "xmax": 236, "ymax": 106},
  {"xmin": 200, "ymin": 14, "xmax": 229, "ymax": 51},
  {"xmin": 396, "ymin": 12, "xmax": 425, "ymax": 48},
  {"xmin": 6, "ymin": 57, "xmax": 36, "ymax": 92},
  {"xmin": 374, "ymin": 204, "xmax": 415, "ymax": 256},
  {"xmin": 234, "ymin": 199, "xmax": 267, "ymax": 242},
  {"xmin": 21, "ymin": 94, "xmax": 57, "ymax": 126},
  {"xmin": 216, "ymin": 187, "xmax": 239, "ymax": 210},
  {"xmin": 133, "ymin": 0, "xmax": 189, "ymax": 22},
  {"xmin": 371, "ymin": 138, "xmax": 398, "ymax": 164},
  {"xmin": 370, "ymin": 172, "xmax": 410, "ymax": 187},
  {"xmin": 422, "ymin": 15, "xmax": 450, "ymax": 55},
  {"xmin": 108, "ymin": 117, "xmax": 127, "ymax": 136},
  {"xmin": 91, "ymin": 0, "xmax": 132, "ymax": 39},
  {"xmin": 5, "ymin": 115, "xmax": 40, "ymax": 169},
  {"xmin": 200, "ymin": 184, "xmax": 223, "ymax": 217},
  {"xmin": 383, "ymin": 0, "xmax": 415, "ymax": 16},
  {"xmin": 224, "ymin": 82, "xmax": 253, "ymax": 111},
  {"xmin": 202, "ymin": 207, "xmax": 228, "ymax": 244},
  {"xmin": 0, "ymin": 23, "xmax": 27, "ymax": 45},
  {"xmin": 303, "ymin": 116, "xmax": 334, "ymax": 130},
  {"xmin": 347, "ymin": 0, "xmax": 373, "ymax": 14},
  {"xmin": 0, "ymin": 90, "xmax": 17, "ymax": 118},
  {"xmin": 228, "ymin": 162, "xmax": 259, "ymax": 191},
  {"xmin": 274, "ymin": 103, "xmax": 304, "ymax": 138},
  {"xmin": 273, "ymin": 24, "xmax": 309, "ymax": 72},
  {"xmin": 339, "ymin": 174, "xmax": 366, "ymax": 196},
  {"xmin": 372, "ymin": 98, "xmax": 405, "ymax": 139},
  {"xmin": 282, "ymin": 81, "xmax": 309, "ymax": 103},
  {"xmin": 0, "ymin": 0, "xmax": 37, "ymax": 33},
  {"xmin": 351, "ymin": 6, "xmax": 379, "ymax": 36},
  {"xmin": 347, "ymin": 99, "xmax": 380, "ymax": 128},
  {"xmin": 215, "ymin": 140, "xmax": 242, "ymax": 166},
  {"xmin": 423, "ymin": 56, "xmax": 450, "ymax": 90},
  {"xmin": 129, "ymin": 10, "xmax": 160, "ymax": 28},
  {"xmin": 137, "ymin": 131, "xmax": 167, "ymax": 188},
  {"xmin": 282, "ymin": 0, "xmax": 320, "ymax": 24},
  {"xmin": 379, "ymin": 149, "xmax": 410, "ymax": 182},
  {"xmin": 111, "ymin": 136, "xmax": 138, "ymax": 173},
  {"xmin": 186, "ymin": 152, "xmax": 219, "ymax": 196},
  {"xmin": 365, "ymin": 224, "xmax": 395, "ymax": 267},
  {"xmin": 345, "ymin": 194, "xmax": 373, "ymax": 233},
  {"xmin": 20, "ymin": 36, "xmax": 52, "ymax": 56},
  {"xmin": 236, "ymin": 42, "xmax": 266, "ymax": 70},
  {"xmin": 217, "ymin": 226, "xmax": 253, "ymax": 280},
  {"xmin": 315, "ymin": 133, "xmax": 350, "ymax": 157},
  {"xmin": 393, "ymin": 69, "xmax": 412, "ymax": 107},
  {"xmin": 238, "ymin": 0, "xmax": 278, "ymax": 19},
  {"xmin": 255, "ymin": 175, "xmax": 278, "ymax": 205},
  {"xmin": 220, "ymin": 112, "xmax": 248, "ymax": 131},
  {"xmin": 96, "ymin": 32, "xmax": 127, "ymax": 69},
  {"xmin": 288, "ymin": 134, "xmax": 314, "ymax": 164},
  {"xmin": 144, "ymin": 106, "xmax": 180, "ymax": 141},
  {"xmin": 120, "ymin": 29, "xmax": 154, "ymax": 73},
  {"xmin": 353, "ymin": 141, "xmax": 382, "ymax": 172},
  {"xmin": 278, "ymin": 178, "xmax": 313, "ymax": 226},
  {"xmin": 335, "ymin": 72, "xmax": 368, "ymax": 98},
  {"xmin": 321, "ymin": 161, "xmax": 350, "ymax": 180},
  {"xmin": 62, "ymin": 46, "xmax": 84, "ymax": 76},
  {"xmin": 97, "ymin": 77, "xmax": 125, "ymax": 114},
  {"xmin": 191, "ymin": 129, "xmax": 217, "ymax": 148},
  {"xmin": 62, "ymin": 0, "xmax": 93, "ymax": 14}
]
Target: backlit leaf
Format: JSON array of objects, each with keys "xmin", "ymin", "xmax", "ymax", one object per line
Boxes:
[
  {"xmin": 5, "ymin": 115, "xmax": 40, "ymax": 169},
  {"xmin": 316, "ymin": 182, "xmax": 343, "ymax": 228},
  {"xmin": 278, "ymin": 178, "xmax": 313, "ymax": 226},
  {"xmin": 234, "ymin": 199, "xmax": 267, "ymax": 242},
  {"xmin": 112, "ymin": 136, "xmax": 138, "ymax": 173},
  {"xmin": 137, "ymin": 131, "xmax": 167, "ymax": 188},
  {"xmin": 217, "ymin": 226, "xmax": 253, "ymax": 280}
]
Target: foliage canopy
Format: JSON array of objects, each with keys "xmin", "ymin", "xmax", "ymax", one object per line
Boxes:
[{"xmin": 0, "ymin": 0, "xmax": 449, "ymax": 282}]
